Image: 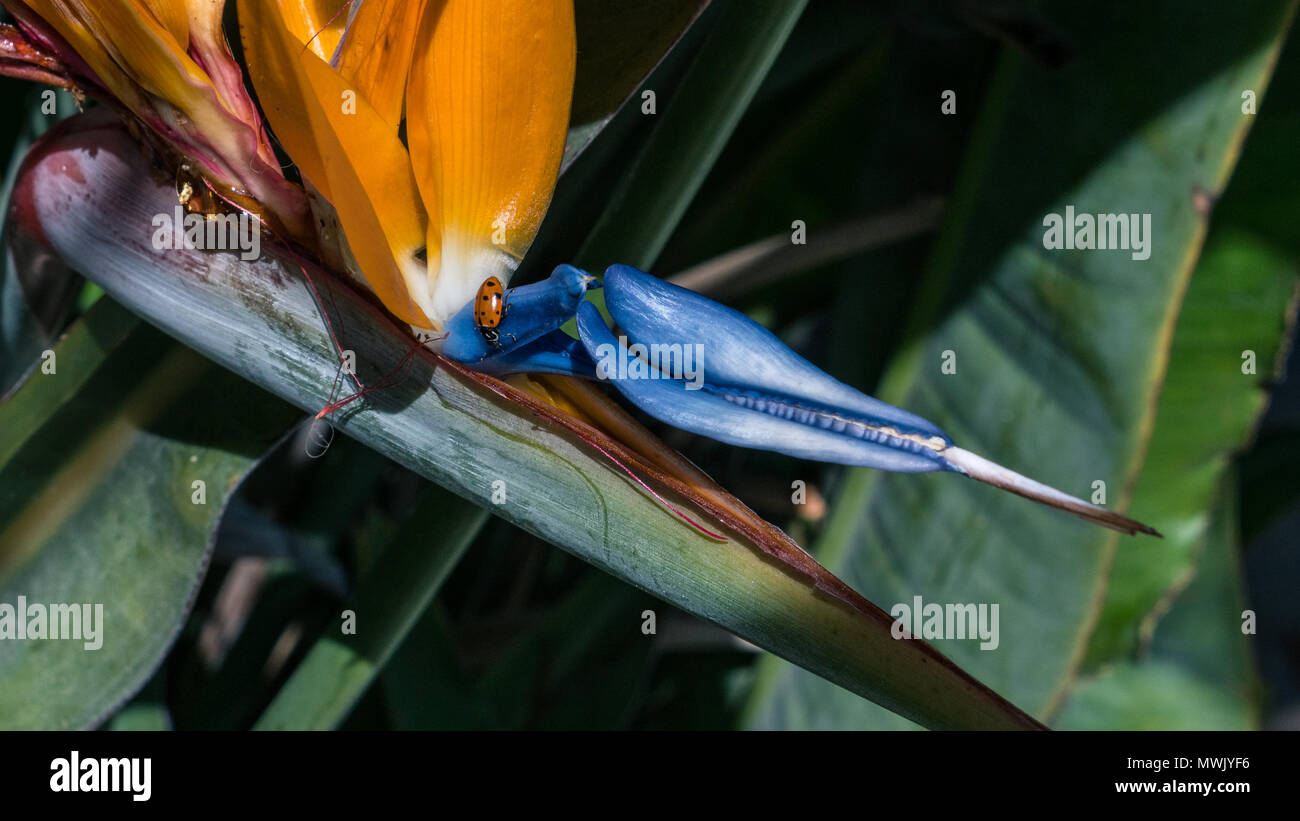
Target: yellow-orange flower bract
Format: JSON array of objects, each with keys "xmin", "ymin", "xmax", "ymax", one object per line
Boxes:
[
  {"xmin": 9, "ymin": 0, "xmax": 577, "ymax": 331},
  {"xmin": 3, "ymin": 0, "xmax": 311, "ymax": 241},
  {"xmin": 240, "ymin": 0, "xmax": 577, "ymax": 330},
  {"xmin": 407, "ymin": 0, "xmax": 576, "ymax": 326}
]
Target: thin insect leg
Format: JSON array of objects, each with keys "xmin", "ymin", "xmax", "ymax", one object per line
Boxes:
[
  {"xmin": 325, "ymin": 355, "xmax": 347, "ymax": 408},
  {"xmin": 313, "ymin": 335, "xmax": 425, "ymax": 419},
  {"xmin": 314, "ymin": 329, "xmax": 447, "ymax": 419}
]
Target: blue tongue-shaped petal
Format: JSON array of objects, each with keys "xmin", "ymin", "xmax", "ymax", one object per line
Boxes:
[
  {"xmin": 575, "ymin": 301, "xmax": 947, "ymax": 473},
  {"xmin": 578, "ymin": 266, "xmax": 1159, "ymax": 536},
  {"xmin": 600, "ymin": 264, "xmax": 950, "ymax": 443}
]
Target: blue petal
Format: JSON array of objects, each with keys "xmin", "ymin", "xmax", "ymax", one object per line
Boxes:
[
  {"xmin": 443, "ymin": 264, "xmax": 599, "ymax": 364},
  {"xmin": 602, "ymin": 264, "xmax": 950, "ymax": 443},
  {"xmin": 575, "ymin": 300, "xmax": 949, "ymax": 472},
  {"xmin": 570, "ymin": 265, "xmax": 1157, "ymax": 533},
  {"xmin": 467, "ymin": 329, "xmax": 597, "ymax": 379}
]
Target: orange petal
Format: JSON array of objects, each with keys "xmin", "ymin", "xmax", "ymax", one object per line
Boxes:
[
  {"xmin": 272, "ymin": 0, "xmax": 349, "ymax": 61},
  {"xmin": 406, "ymin": 0, "xmax": 576, "ymax": 323},
  {"xmin": 335, "ymin": 0, "xmax": 428, "ymax": 129},
  {"xmin": 13, "ymin": 0, "xmax": 308, "ymax": 239},
  {"xmin": 240, "ymin": 0, "xmax": 433, "ymax": 328},
  {"xmin": 142, "ymin": 0, "xmax": 189, "ymax": 48},
  {"xmin": 16, "ymin": 1, "xmax": 207, "ymax": 113}
]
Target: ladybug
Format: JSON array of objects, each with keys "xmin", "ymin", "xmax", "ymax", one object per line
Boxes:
[{"xmin": 474, "ymin": 275, "xmax": 507, "ymax": 346}]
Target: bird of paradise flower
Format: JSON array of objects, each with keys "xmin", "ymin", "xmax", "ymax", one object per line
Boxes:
[{"xmin": 0, "ymin": 0, "xmax": 1157, "ymax": 539}]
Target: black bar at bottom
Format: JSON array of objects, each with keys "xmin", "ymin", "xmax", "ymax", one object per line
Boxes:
[{"xmin": 0, "ymin": 730, "xmax": 1285, "ymax": 808}]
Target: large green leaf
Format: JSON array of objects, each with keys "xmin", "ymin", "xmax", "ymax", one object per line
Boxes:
[
  {"xmin": 745, "ymin": 0, "xmax": 1296, "ymax": 729},
  {"xmin": 0, "ymin": 298, "xmax": 298, "ymax": 729},
  {"xmin": 1056, "ymin": 485, "xmax": 1258, "ymax": 729},
  {"xmin": 1082, "ymin": 31, "xmax": 1300, "ymax": 666},
  {"xmin": 1230, "ymin": 48, "xmax": 1300, "ymax": 545},
  {"xmin": 14, "ymin": 112, "xmax": 1040, "ymax": 730},
  {"xmin": 1083, "ymin": 239, "xmax": 1298, "ymax": 666}
]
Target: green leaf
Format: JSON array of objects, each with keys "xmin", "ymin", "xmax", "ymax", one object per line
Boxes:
[
  {"xmin": 1051, "ymin": 661, "xmax": 1248, "ymax": 730},
  {"xmin": 1083, "ymin": 234, "xmax": 1298, "ymax": 666},
  {"xmin": 0, "ymin": 298, "xmax": 298, "ymax": 729},
  {"xmin": 254, "ymin": 483, "xmax": 487, "ymax": 730},
  {"xmin": 744, "ymin": 0, "xmax": 1296, "ymax": 729},
  {"xmin": 1146, "ymin": 485, "xmax": 1258, "ymax": 699},
  {"xmin": 1082, "ymin": 31, "xmax": 1300, "ymax": 666},
  {"xmin": 474, "ymin": 570, "xmax": 653, "ymax": 729},
  {"xmin": 105, "ymin": 672, "xmax": 171, "ymax": 731},
  {"xmin": 576, "ymin": 0, "xmax": 809, "ymax": 273},
  {"xmin": 18, "ymin": 112, "xmax": 1040, "ymax": 730},
  {"xmin": 563, "ymin": 0, "xmax": 712, "ymax": 172},
  {"xmin": 652, "ymin": 14, "xmax": 990, "ymax": 417},
  {"xmin": 1056, "ymin": 485, "xmax": 1258, "ymax": 730},
  {"xmin": 381, "ymin": 602, "xmax": 499, "ymax": 730},
  {"xmin": 1231, "ymin": 46, "xmax": 1300, "ymax": 544}
]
